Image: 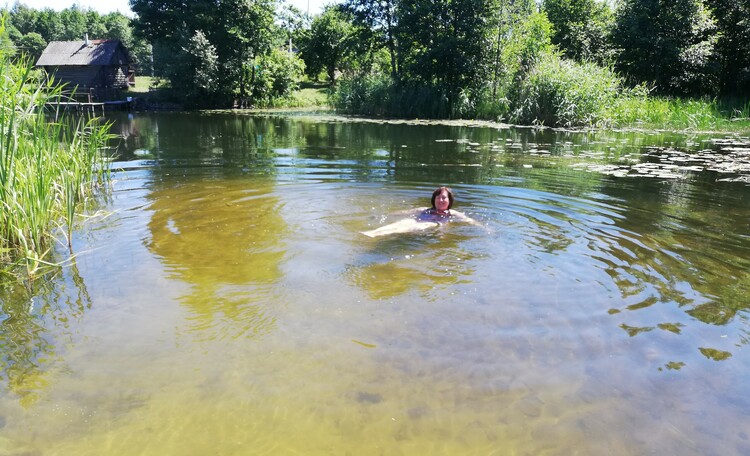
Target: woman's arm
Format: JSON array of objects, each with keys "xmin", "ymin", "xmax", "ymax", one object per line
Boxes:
[
  {"xmin": 451, "ymin": 210, "xmax": 483, "ymax": 226},
  {"xmin": 392, "ymin": 207, "xmax": 429, "ymax": 217}
]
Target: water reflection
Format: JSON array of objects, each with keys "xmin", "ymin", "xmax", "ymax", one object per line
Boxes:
[
  {"xmin": 599, "ymin": 177, "xmax": 750, "ymax": 347},
  {"xmin": 145, "ymin": 175, "xmax": 287, "ymax": 340},
  {"xmin": 0, "ymin": 262, "xmax": 90, "ymax": 406},
  {"xmin": 106, "ymin": 111, "xmax": 750, "ymax": 357}
]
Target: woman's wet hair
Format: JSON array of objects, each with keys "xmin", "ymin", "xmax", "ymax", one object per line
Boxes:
[{"xmin": 431, "ymin": 186, "xmax": 454, "ymax": 209}]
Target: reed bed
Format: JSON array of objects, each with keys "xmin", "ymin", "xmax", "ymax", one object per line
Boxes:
[
  {"xmin": 333, "ymin": 52, "xmax": 750, "ymax": 132},
  {"xmin": 610, "ymin": 96, "xmax": 750, "ymax": 131},
  {"xmin": 1, "ymin": 50, "xmax": 112, "ymax": 279}
]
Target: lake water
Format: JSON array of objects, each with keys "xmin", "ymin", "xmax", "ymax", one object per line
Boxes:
[{"xmin": 1, "ymin": 112, "xmax": 750, "ymax": 455}]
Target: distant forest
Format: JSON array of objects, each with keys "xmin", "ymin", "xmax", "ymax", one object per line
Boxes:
[{"xmin": 2, "ymin": 0, "xmax": 749, "ymax": 125}]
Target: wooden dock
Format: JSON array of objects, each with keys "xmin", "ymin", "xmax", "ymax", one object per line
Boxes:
[
  {"xmin": 47, "ymin": 101, "xmax": 105, "ymax": 116},
  {"xmin": 46, "ymin": 98, "xmax": 134, "ymax": 118}
]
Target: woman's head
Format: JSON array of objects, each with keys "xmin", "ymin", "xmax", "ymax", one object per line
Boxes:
[{"xmin": 431, "ymin": 186, "xmax": 454, "ymax": 210}]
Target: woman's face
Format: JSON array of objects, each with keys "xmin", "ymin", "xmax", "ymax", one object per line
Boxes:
[{"xmin": 435, "ymin": 190, "xmax": 451, "ymax": 211}]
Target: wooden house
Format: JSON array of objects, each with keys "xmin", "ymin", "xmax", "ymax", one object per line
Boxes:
[{"xmin": 36, "ymin": 37, "xmax": 134, "ymax": 100}]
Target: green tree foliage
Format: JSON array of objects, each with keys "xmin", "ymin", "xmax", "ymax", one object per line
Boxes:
[
  {"xmin": 6, "ymin": 4, "xmax": 36, "ymax": 36},
  {"xmin": 169, "ymin": 30, "xmax": 220, "ymax": 105},
  {"xmin": 503, "ymin": 11, "xmax": 555, "ymax": 85},
  {"xmin": 298, "ymin": 6, "xmax": 357, "ymax": 83},
  {"xmin": 485, "ymin": 0, "xmax": 535, "ymax": 99},
  {"xmin": 705, "ymin": 0, "xmax": 750, "ymax": 95},
  {"xmin": 395, "ymin": 0, "xmax": 500, "ymax": 117},
  {"xmin": 276, "ymin": 4, "xmax": 309, "ymax": 51},
  {"xmin": 344, "ymin": 0, "xmax": 400, "ymax": 79},
  {"xmin": 250, "ymin": 47, "xmax": 305, "ymax": 105},
  {"xmin": 86, "ymin": 10, "xmax": 108, "ymax": 38},
  {"xmin": 332, "ymin": 0, "xmax": 545, "ymax": 118},
  {"xmin": 131, "ymin": 0, "xmax": 279, "ymax": 106},
  {"xmin": 59, "ymin": 5, "xmax": 87, "ymax": 39},
  {"xmin": 611, "ymin": 0, "xmax": 718, "ymax": 95},
  {"xmin": 16, "ymin": 31, "xmax": 45, "ymax": 61},
  {"xmin": 542, "ymin": 0, "xmax": 613, "ymax": 63},
  {"xmin": 34, "ymin": 9, "xmax": 65, "ymax": 41}
]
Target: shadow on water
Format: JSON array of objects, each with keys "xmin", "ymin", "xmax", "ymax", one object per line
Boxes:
[
  {"xmin": 144, "ymin": 174, "xmax": 288, "ymax": 341},
  {"xmin": 346, "ymin": 231, "xmax": 478, "ymax": 301}
]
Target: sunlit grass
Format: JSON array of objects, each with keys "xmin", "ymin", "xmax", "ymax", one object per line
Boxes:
[
  {"xmin": 128, "ymin": 75, "xmax": 156, "ymax": 93},
  {"xmin": 261, "ymin": 87, "xmax": 330, "ymax": 108},
  {"xmin": 1, "ymin": 44, "xmax": 112, "ymax": 280},
  {"xmin": 610, "ymin": 96, "xmax": 750, "ymax": 132}
]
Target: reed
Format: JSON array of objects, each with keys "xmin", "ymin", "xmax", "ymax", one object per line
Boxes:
[
  {"xmin": 331, "ymin": 74, "xmax": 394, "ymax": 116},
  {"xmin": 609, "ymin": 96, "xmax": 750, "ymax": 131},
  {"xmin": 1, "ymin": 39, "xmax": 112, "ymax": 279},
  {"xmin": 505, "ymin": 54, "xmax": 637, "ymax": 128}
]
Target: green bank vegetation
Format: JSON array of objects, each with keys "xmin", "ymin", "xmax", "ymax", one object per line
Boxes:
[
  {"xmin": 2, "ymin": 1, "xmax": 750, "ymax": 130},
  {"xmin": 325, "ymin": 0, "xmax": 750, "ymax": 131},
  {"xmin": 0, "ymin": 34, "xmax": 112, "ymax": 280}
]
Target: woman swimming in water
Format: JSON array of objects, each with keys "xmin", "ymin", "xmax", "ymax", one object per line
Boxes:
[
  {"xmin": 417, "ymin": 186, "xmax": 462, "ymax": 223},
  {"xmin": 361, "ymin": 186, "xmax": 480, "ymax": 237}
]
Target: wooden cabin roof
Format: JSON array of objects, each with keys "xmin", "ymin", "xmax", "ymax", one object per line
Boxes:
[{"xmin": 36, "ymin": 39, "xmax": 131, "ymax": 67}]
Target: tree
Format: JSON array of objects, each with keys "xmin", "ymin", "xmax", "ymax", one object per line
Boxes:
[
  {"xmin": 276, "ymin": 4, "xmax": 309, "ymax": 53},
  {"xmin": 298, "ymin": 6, "xmax": 357, "ymax": 83},
  {"xmin": 181, "ymin": 30, "xmax": 219, "ymax": 101},
  {"xmin": 131, "ymin": 0, "xmax": 280, "ymax": 105},
  {"xmin": 396, "ymin": 0, "xmax": 497, "ymax": 115},
  {"xmin": 85, "ymin": 10, "xmax": 108, "ymax": 38},
  {"xmin": 35, "ymin": 9, "xmax": 65, "ymax": 41},
  {"xmin": 17, "ymin": 32, "xmax": 45, "ymax": 61},
  {"xmin": 504, "ymin": 11, "xmax": 554, "ymax": 84},
  {"xmin": 489, "ymin": 0, "xmax": 537, "ymax": 97},
  {"xmin": 705, "ymin": 0, "xmax": 750, "ymax": 95},
  {"xmin": 542, "ymin": 0, "xmax": 613, "ymax": 63},
  {"xmin": 220, "ymin": 0, "xmax": 278, "ymax": 103},
  {"xmin": 611, "ymin": 0, "xmax": 718, "ymax": 95},
  {"xmin": 250, "ymin": 47, "xmax": 305, "ymax": 104},
  {"xmin": 7, "ymin": 3, "xmax": 38, "ymax": 36},
  {"xmin": 59, "ymin": 5, "xmax": 87, "ymax": 40},
  {"xmin": 344, "ymin": 0, "xmax": 400, "ymax": 80}
]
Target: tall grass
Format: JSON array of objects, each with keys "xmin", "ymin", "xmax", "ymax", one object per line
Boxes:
[
  {"xmin": 1, "ymin": 47, "xmax": 112, "ymax": 279},
  {"xmin": 332, "ymin": 75, "xmax": 478, "ymax": 119},
  {"xmin": 610, "ymin": 96, "xmax": 750, "ymax": 131},
  {"xmin": 332, "ymin": 74, "xmax": 394, "ymax": 116},
  {"xmin": 507, "ymin": 54, "xmax": 629, "ymax": 127}
]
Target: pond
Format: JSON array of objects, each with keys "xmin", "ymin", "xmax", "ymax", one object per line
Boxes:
[{"xmin": 1, "ymin": 111, "xmax": 750, "ymax": 455}]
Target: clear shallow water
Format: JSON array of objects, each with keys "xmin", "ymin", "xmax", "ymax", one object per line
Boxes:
[{"xmin": 1, "ymin": 112, "xmax": 750, "ymax": 454}]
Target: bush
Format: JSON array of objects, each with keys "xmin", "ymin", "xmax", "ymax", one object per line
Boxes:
[
  {"xmin": 334, "ymin": 74, "xmax": 483, "ymax": 119},
  {"xmin": 250, "ymin": 48, "xmax": 306, "ymax": 107},
  {"xmin": 509, "ymin": 53, "xmax": 631, "ymax": 127},
  {"xmin": 331, "ymin": 73, "xmax": 393, "ymax": 116}
]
